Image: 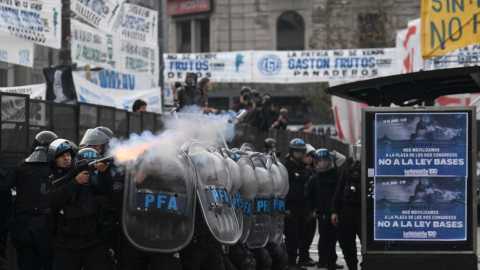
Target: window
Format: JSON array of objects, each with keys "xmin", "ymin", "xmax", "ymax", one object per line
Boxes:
[
  {"xmin": 277, "ymin": 11, "xmax": 305, "ymax": 51},
  {"xmin": 358, "ymin": 13, "xmax": 387, "ymax": 48},
  {"xmin": 200, "ymin": 19, "xmax": 210, "ymax": 53},
  {"xmin": 178, "ymin": 21, "xmax": 191, "ymax": 53},
  {"xmin": 0, "ymin": 69, "xmax": 7, "ymax": 87}
]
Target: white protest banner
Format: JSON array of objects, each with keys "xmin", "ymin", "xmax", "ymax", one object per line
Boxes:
[
  {"xmin": 0, "ymin": 36, "xmax": 34, "ymax": 67},
  {"xmin": 425, "ymin": 44, "xmax": 480, "ymax": 70},
  {"xmin": 163, "ymin": 82, "xmax": 174, "ymax": 106},
  {"xmin": 119, "ymin": 39, "xmax": 158, "ymax": 76},
  {"xmin": 252, "ymin": 49, "xmax": 396, "ymax": 83},
  {"xmin": 163, "ymin": 51, "xmax": 252, "ymax": 83},
  {"xmin": 73, "ymin": 73, "xmax": 162, "ymax": 113},
  {"xmin": 71, "ymin": 0, "xmax": 125, "ymax": 33},
  {"xmin": 73, "ymin": 70, "xmax": 156, "ymax": 90},
  {"xmin": 113, "ymin": 3, "xmax": 158, "ymax": 46},
  {"xmin": 71, "ymin": 20, "xmax": 119, "ymax": 70},
  {"xmin": 0, "ymin": 83, "xmax": 46, "ymax": 99},
  {"xmin": 0, "ymin": 0, "xmax": 61, "ymax": 49},
  {"xmin": 395, "ymin": 18, "xmax": 423, "ymax": 74}
]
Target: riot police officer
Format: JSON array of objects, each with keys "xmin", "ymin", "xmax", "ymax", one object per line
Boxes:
[
  {"xmin": 283, "ymin": 139, "xmax": 309, "ymax": 270},
  {"xmin": 0, "ymin": 131, "xmax": 58, "ymax": 270},
  {"xmin": 44, "ymin": 141, "xmax": 114, "ymax": 270},
  {"xmin": 332, "ymin": 141, "xmax": 362, "ymax": 270},
  {"xmin": 307, "ymin": 149, "xmax": 344, "ymax": 270},
  {"xmin": 298, "ymin": 144, "xmax": 316, "ymax": 267},
  {"xmin": 79, "ymin": 126, "xmax": 114, "ymax": 157}
]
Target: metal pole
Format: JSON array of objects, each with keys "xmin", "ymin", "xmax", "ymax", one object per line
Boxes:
[{"xmin": 228, "ymin": 0, "xmax": 234, "ymax": 110}]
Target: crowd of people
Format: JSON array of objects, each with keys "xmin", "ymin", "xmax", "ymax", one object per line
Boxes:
[
  {"xmin": 0, "ymin": 125, "xmax": 362, "ymax": 270},
  {"xmin": 170, "ymin": 73, "xmax": 290, "ymax": 132}
]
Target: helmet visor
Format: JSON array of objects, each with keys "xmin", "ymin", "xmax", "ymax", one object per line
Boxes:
[
  {"xmin": 315, "ymin": 156, "xmax": 334, "ymax": 172},
  {"xmin": 79, "ymin": 129, "xmax": 110, "ymax": 148}
]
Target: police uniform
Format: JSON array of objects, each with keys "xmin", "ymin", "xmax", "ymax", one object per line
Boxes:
[
  {"xmin": 332, "ymin": 162, "xmax": 361, "ymax": 270},
  {"xmin": 307, "ymin": 166, "xmax": 341, "ymax": 269},
  {"xmin": 283, "ymin": 158, "xmax": 310, "ymax": 267},
  {"xmin": 0, "ymin": 156, "xmax": 54, "ymax": 270}
]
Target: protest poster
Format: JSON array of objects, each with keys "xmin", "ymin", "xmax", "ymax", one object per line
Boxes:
[{"xmin": 373, "ymin": 112, "xmax": 468, "ymax": 241}]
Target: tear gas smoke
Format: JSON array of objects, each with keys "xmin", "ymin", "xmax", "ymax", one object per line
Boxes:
[{"xmin": 107, "ymin": 105, "xmax": 236, "ymax": 164}]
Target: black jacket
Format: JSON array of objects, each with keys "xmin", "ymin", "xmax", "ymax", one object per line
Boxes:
[
  {"xmin": 45, "ymin": 165, "xmax": 113, "ymax": 250},
  {"xmin": 332, "ymin": 162, "xmax": 361, "ymax": 214},
  {"xmin": 0, "ymin": 160, "xmax": 51, "ymax": 214},
  {"xmin": 283, "ymin": 158, "xmax": 310, "ymax": 210},
  {"xmin": 307, "ymin": 168, "xmax": 340, "ymax": 214}
]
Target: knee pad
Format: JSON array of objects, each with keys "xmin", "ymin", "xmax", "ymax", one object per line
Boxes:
[{"xmin": 258, "ymin": 248, "xmax": 272, "ymax": 270}]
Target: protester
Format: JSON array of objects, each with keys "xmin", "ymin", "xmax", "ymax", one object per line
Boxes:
[
  {"xmin": 302, "ymin": 120, "xmax": 314, "ymax": 133},
  {"xmin": 171, "ymin": 82, "xmax": 181, "ymax": 106},
  {"xmin": 271, "ymin": 108, "xmax": 288, "ymax": 130},
  {"xmin": 177, "ymin": 73, "xmax": 218, "ymax": 114},
  {"xmin": 132, "ymin": 99, "xmax": 147, "ymax": 113}
]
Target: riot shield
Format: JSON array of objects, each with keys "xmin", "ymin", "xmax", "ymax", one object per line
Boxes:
[
  {"xmin": 269, "ymin": 162, "xmax": 288, "ymax": 245},
  {"xmin": 236, "ymin": 156, "xmax": 259, "ymax": 243},
  {"xmin": 122, "ymin": 143, "xmax": 197, "ymax": 253},
  {"xmin": 187, "ymin": 143, "xmax": 240, "ymax": 245},
  {"xmin": 225, "ymin": 156, "xmax": 243, "ymax": 240},
  {"xmin": 246, "ymin": 157, "xmax": 274, "ymax": 249},
  {"xmin": 274, "ymin": 162, "xmax": 289, "ymax": 245}
]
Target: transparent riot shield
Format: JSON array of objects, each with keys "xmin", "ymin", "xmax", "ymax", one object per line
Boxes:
[
  {"xmin": 225, "ymin": 157, "xmax": 243, "ymax": 240},
  {"xmin": 246, "ymin": 157, "xmax": 274, "ymax": 249},
  {"xmin": 236, "ymin": 156, "xmax": 259, "ymax": 243},
  {"xmin": 187, "ymin": 143, "xmax": 240, "ymax": 245},
  {"xmin": 122, "ymin": 143, "xmax": 197, "ymax": 253}
]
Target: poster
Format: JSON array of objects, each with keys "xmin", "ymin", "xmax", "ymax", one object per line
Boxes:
[
  {"xmin": 0, "ymin": 0, "xmax": 62, "ymax": 49},
  {"xmin": 252, "ymin": 49, "xmax": 396, "ymax": 83},
  {"xmin": 73, "ymin": 73, "xmax": 162, "ymax": 113},
  {"xmin": 71, "ymin": 0, "xmax": 125, "ymax": 33},
  {"xmin": 425, "ymin": 44, "xmax": 480, "ymax": 70},
  {"xmin": 43, "ymin": 65, "xmax": 77, "ymax": 104},
  {"xmin": 113, "ymin": 3, "xmax": 158, "ymax": 46},
  {"xmin": 0, "ymin": 83, "xmax": 46, "ymax": 99},
  {"xmin": 163, "ymin": 51, "xmax": 252, "ymax": 83},
  {"xmin": 374, "ymin": 112, "xmax": 468, "ymax": 241},
  {"xmin": 0, "ymin": 36, "xmax": 35, "ymax": 67},
  {"xmin": 73, "ymin": 70, "xmax": 156, "ymax": 90},
  {"xmin": 119, "ymin": 39, "xmax": 158, "ymax": 76},
  {"xmin": 71, "ymin": 20, "xmax": 119, "ymax": 71}
]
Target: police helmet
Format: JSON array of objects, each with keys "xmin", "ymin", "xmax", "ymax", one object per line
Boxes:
[
  {"xmin": 264, "ymin": 138, "xmax": 276, "ymax": 150},
  {"xmin": 353, "ymin": 140, "xmax": 362, "ymax": 163},
  {"xmin": 30, "ymin": 131, "xmax": 58, "ymax": 153},
  {"xmin": 46, "ymin": 139, "xmax": 78, "ymax": 162},
  {"xmin": 288, "ymin": 138, "xmax": 307, "ymax": 162},
  {"xmin": 76, "ymin": 148, "xmax": 100, "ymax": 164},
  {"xmin": 313, "ymin": 148, "xmax": 334, "ymax": 172},
  {"xmin": 79, "ymin": 128, "xmax": 111, "ymax": 149},
  {"xmin": 306, "ymin": 144, "xmax": 316, "ymax": 157}
]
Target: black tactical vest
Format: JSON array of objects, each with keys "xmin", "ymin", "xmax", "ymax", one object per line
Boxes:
[{"xmin": 340, "ymin": 163, "xmax": 362, "ymax": 205}]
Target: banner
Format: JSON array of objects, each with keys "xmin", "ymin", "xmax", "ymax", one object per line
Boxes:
[
  {"xmin": 163, "ymin": 51, "xmax": 252, "ymax": 83},
  {"xmin": 252, "ymin": 49, "xmax": 396, "ymax": 83},
  {"xmin": 396, "ymin": 19, "xmax": 423, "ymax": 74},
  {"xmin": 425, "ymin": 44, "xmax": 480, "ymax": 70},
  {"xmin": 73, "ymin": 70, "xmax": 156, "ymax": 90},
  {"xmin": 164, "ymin": 51, "xmax": 251, "ymax": 83},
  {"xmin": 113, "ymin": 3, "xmax": 158, "ymax": 46},
  {"xmin": 374, "ymin": 112, "xmax": 468, "ymax": 241},
  {"xmin": 163, "ymin": 82, "xmax": 174, "ymax": 106},
  {"xmin": 0, "ymin": 83, "xmax": 46, "ymax": 100},
  {"xmin": 73, "ymin": 73, "xmax": 162, "ymax": 113},
  {"xmin": 71, "ymin": 0, "xmax": 125, "ymax": 33},
  {"xmin": 71, "ymin": 20, "xmax": 119, "ymax": 71},
  {"xmin": 119, "ymin": 39, "xmax": 158, "ymax": 76},
  {"xmin": 0, "ymin": 36, "xmax": 35, "ymax": 67},
  {"xmin": 421, "ymin": 0, "xmax": 480, "ymax": 59},
  {"xmin": 43, "ymin": 65, "xmax": 77, "ymax": 104},
  {"xmin": 0, "ymin": 0, "xmax": 61, "ymax": 49}
]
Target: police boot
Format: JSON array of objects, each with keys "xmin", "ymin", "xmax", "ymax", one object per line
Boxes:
[
  {"xmin": 346, "ymin": 262, "xmax": 357, "ymax": 270},
  {"xmin": 326, "ymin": 262, "xmax": 337, "ymax": 270}
]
